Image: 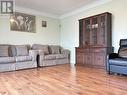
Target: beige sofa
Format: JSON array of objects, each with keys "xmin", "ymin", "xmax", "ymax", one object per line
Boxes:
[
  {"xmin": 0, "ymin": 45, "xmax": 38, "ymax": 72},
  {"xmin": 32, "ymin": 44, "xmax": 70, "ymax": 67}
]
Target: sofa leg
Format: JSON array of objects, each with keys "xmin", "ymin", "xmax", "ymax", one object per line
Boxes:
[{"xmin": 108, "ymin": 65, "xmax": 111, "ymax": 75}]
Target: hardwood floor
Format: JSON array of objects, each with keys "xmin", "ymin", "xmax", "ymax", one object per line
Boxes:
[{"xmin": 0, "ymin": 64, "xmax": 127, "ymax": 95}]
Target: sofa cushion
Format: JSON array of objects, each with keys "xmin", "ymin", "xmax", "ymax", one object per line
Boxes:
[
  {"xmin": 15, "ymin": 45, "xmax": 29, "ymax": 56},
  {"xmin": 10, "ymin": 45, "xmax": 16, "ymax": 56},
  {"xmin": 49, "ymin": 46, "xmax": 60, "ymax": 54},
  {"xmin": 44, "ymin": 54, "xmax": 56, "ymax": 60},
  {"xmin": 0, "ymin": 57, "xmax": 15, "ymax": 64},
  {"xmin": 32, "ymin": 44, "xmax": 49, "ymax": 54},
  {"xmin": 109, "ymin": 58, "xmax": 127, "ymax": 66},
  {"xmin": 0, "ymin": 46, "xmax": 9, "ymax": 57},
  {"xmin": 120, "ymin": 39, "xmax": 127, "ymax": 47},
  {"xmin": 119, "ymin": 47, "xmax": 127, "ymax": 58},
  {"xmin": 55, "ymin": 54, "xmax": 67, "ymax": 59},
  {"xmin": 16, "ymin": 56, "xmax": 32, "ymax": 62},
  {"xmin": 44, "ymin": 54, "xmax": 67, "ymax": 60}
]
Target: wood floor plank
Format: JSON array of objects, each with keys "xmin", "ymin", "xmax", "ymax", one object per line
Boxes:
[{"xmin": 0, "ymin": 64, "xmax": 127, "ymax": 95}]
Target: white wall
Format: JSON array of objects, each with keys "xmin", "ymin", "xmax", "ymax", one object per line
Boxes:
[
  {"xmin": 0, "ymin": 10, "xmax": 60, "ymax": 45},
  {"xmin": 60, "ymin": 0, "xmax": 127, "ymax": 64},
  {"xmin": 1, "ymin": 0, "xmax": 127, "ymax": 64}
]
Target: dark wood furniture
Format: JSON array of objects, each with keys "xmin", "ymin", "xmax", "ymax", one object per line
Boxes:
[{"xmin": 76, "ymin": 12, "xmax": 113, "ymax": 68}]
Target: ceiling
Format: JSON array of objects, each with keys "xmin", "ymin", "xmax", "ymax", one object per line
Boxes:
[{"xmin": 16, "ymin": 0, "xmax": 102, "ymax": 17}]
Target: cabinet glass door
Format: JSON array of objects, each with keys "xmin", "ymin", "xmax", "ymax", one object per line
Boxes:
[
  {"xmin": 91, "ymin": 17, "xmax": 98, "ymax": 45},
  {"xmin": 79, "ymin": 20, "xmax": 83, "ymax": 47},
  {"xmin": 84, "ymin": 19, "xmax": 90, "ymax": 46},
  {"xmin": 98, "ymin": 15, "xmax": 106, "ymax": 45}
]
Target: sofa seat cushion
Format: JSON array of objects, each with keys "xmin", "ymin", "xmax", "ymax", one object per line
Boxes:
[
  {"xmin": 16, "ymin": 56, "xmax": 32, "ymax": 62},
  {"xmin": 0, "ymin": 57, "xmax": 15, "ymax": 64},
  {"xmin": 44, "ymin": 55, "xmax": 56, "ymax": 60},
  {"xmin": 109, "ymin": 58, "xmax": 127, "ymax": 66},
  {"xmin": 55, "ymin": 54, "xmax": 67, "ymax": 59},
  {"xmin": 44, "ymin": 54, "xmax": 67, "ymax": 60}
]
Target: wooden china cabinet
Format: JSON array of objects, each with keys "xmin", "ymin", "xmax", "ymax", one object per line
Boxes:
[{"xmin": 76, "ymin": 12, "xmax": 113, "ymax": 68}]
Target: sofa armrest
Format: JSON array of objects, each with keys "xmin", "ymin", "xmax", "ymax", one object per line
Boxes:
[
  {"xmin": 29, "ymin": 50, "xmax": 38, "ymax": 61},
  {"xmin": 106, "ymin": 53, "xmax": 119, "ymax": 73},
  {"xmin": 61, "ymin": 49, "xmax": 70, "ymax": 58},
  {"xmin": 108, "ymin": 53, "xmax": 119, "ymax": 59}
]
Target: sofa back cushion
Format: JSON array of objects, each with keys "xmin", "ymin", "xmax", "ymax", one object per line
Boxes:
[
  {"xmin": 0, "ymin": 45, "xmax": 9, "ymax": 57},
  {"xmin": 119, "ymin": 47, "xmax": 127, "ymax": 58},
  {"xmin": 49, "ymin": 45, "xmax": 60, "ymax": 54},
  {"xmin": 119, "ymin": 39, "xmax": 127, "ymax": 47},
  {"xmin": 16, "ymin": 45, "xmax": 29, "ymax": 56},
  {"xmin": 11, "ymin": 45, "xmax": 29, "ymax": 56},
  {"xmin": 11, "ymin": 45, "xmax": 16, "ymax": 56},
  {"xmin": 32, "ymin": 44, "xmax": 49, "ymax": 54}
]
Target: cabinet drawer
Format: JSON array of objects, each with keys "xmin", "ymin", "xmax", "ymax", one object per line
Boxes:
[{"xmin": 91, "ymin": 48, "xmax": 106, "ymax": 52}]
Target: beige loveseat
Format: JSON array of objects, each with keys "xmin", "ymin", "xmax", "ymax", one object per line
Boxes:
[
  {"xmin": 32, "ymin": 44, "xmax": 70, "ymax": 67},
  {"xmin": 0, "ymin": 45, "xmax": 38, "ymax": 72}
]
